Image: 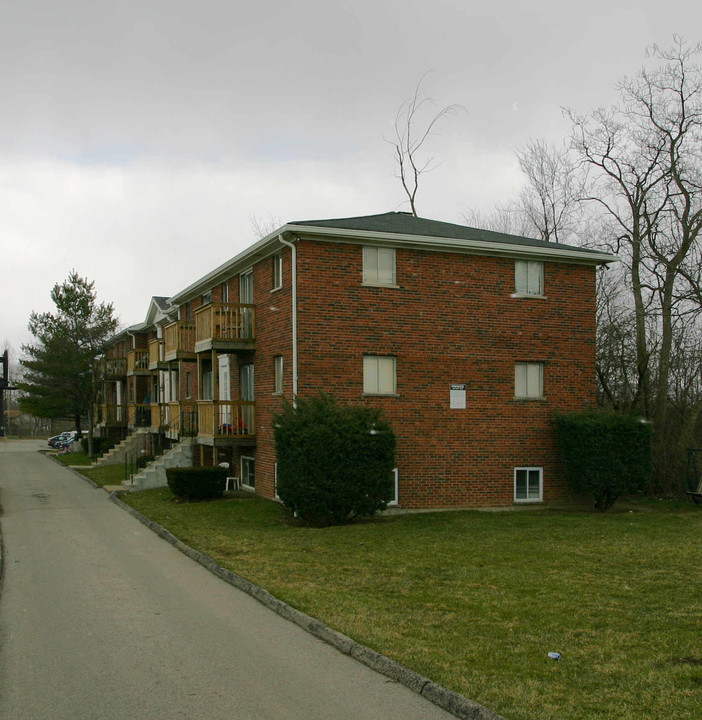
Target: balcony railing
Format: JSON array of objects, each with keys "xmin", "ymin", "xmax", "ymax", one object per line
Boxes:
[
  {"xmin": 102, "ymin": 404, "xmax": 127, "ymax": 425},
  {"xmin": 128, "ymin": 403, "xmax": 152, "ymax": 428},
  {"xmin": 150, "ymin": 403, "xmax": 163, "ymax": 428},
  {"xmin": 102, "ymin": 358, "xmax": 126, "ymax": 379},
  {"xmin": 194, "ymin": 303, "xmax": 255, "ymax": 349},
  {"xmin": 167, "ymin": 401, "xmax": 198, "ymax": 437},
  {"xmin": 163, "ymin": 321, "xmax": 196, "ymax": 360},
  {"xmin": 127, "ymin": 349, "xmax": 150, "ymax": 374},
  {"xmin": 148, "ymin": 338, "xmax": 165, "ymax": 369},
  {"xmin": 197, "ymin": 400, "xmax": 255, "ymax": 439}
]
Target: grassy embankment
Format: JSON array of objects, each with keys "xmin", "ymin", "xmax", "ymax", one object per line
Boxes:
[{"xmin": 114, "ymin": 488, "xmax": 701, "ymax": 720}]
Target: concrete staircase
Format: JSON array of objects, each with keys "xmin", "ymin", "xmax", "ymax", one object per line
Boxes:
[
  {"xmin": 122, "ymin": 438, "xmax": 194, "ymax": 492},
  {"xmin": 91, "ymin": 431, "xmax": 147, "ymax": 467}
]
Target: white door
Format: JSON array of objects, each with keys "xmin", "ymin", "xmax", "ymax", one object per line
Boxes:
[
  {"xmin": 240, "ymin": 363, "xmax": 254, "ymax": 434},
  {"xmin": 218, "ymin": 355, "xmax": 231, "ymax": 430},
  {"xmin": 116, "ymin": 381, "xmax": 123, "ymax": 421}
]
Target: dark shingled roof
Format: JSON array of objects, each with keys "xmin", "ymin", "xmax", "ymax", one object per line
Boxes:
[{"xmin": 289, "ymin": 211, "xmax": 602, "ymax": 255}]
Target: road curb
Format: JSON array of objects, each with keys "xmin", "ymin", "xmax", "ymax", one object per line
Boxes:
[{"xmin": 108, "ymin": 491, "xmax": 507, "ymax": 720}]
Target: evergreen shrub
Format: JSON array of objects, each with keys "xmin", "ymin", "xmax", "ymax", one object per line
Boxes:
[
  {"xmin": 555, "ymin": 412, "xmax": 652, "ymax": 510},
  {"xmin": 166, "ymin": 466, "xmax": 227, "ymax": 501},
  {"xmin": 80, "ymin": 437, "xmax": 112, "ymax": 456},
  {"xmin": 274, "ymin": 394, "xmax": 396, "ymax": 525}
]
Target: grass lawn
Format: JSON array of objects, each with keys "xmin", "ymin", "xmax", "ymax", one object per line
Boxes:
[
  {"xmin": 121, "ymin": 490, "xmax": 701, "ymax": 720},
  {"xmin": 53, "ymin": 453, "xmax": 126, "ymax": 487}
]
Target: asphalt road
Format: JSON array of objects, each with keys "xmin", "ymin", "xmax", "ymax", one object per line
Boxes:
[{"xmin": 0, "ymin": 440, "xmax": 458, "ymax": 720}]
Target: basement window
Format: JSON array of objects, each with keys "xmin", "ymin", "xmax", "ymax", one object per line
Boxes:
[{"xmin": 514, "ymin": 467, "xmax": 542, "ymax": 502}]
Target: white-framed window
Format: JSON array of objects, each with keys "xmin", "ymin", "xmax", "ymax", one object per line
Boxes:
[
  {"xmin": 241, "ymin": 456, "xmax": 255, "ymax": 490},
  {"xmin": 221, "ymin": 281, "xmax": 229, "ymax": 303},
  {"xmin": 515, "ymin": 362, "xmax": 543, "ymax": 399},
  {"xmin": 388, "ymin": 468, "xmax": 399, "ymax": 506},
  {"xmin": 363, "ymin": 247, "xmax": 396, "ymax": 286},
  {"xmin": 514, "ymin": 467, "xmax": 543, "ymax": 502},
  {"xmin": 272, "ymin": 252, "xmax": 283, "ymax": 290},
  {"xmin": 273, "ymin": 355, "xmax": 283, "ymax": 394},
  {"xmin": 515, "ymin": 260, "xmax": 544, "ymax": 296},
  {"xmin": 363, "ymin": 355, "xmax": 396, "ymax": 395}
]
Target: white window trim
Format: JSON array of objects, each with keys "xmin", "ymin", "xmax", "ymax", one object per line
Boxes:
[
  {"xmin": 514, "ymin": 259, "xmax": 545, "ymax": 298},
  {"xmin": 272, "ymin": 252, "xmax": 283, "ymax": 292},
  {"xmin": 362, "ymin": 246, "xmax": 398, "ymax": 287},
  {"xmin": 514, "ymin": 467, "xmax": 543, "ymax": 503},
  {"xmin": 240, "ymin": 456, "xmax": 255, "ymax": 491},
  {"xmin": 273, "ymin": 355, "xmax": 284, "ymax": 395},
  {"xmin": 388, "ymin": 468, "xmax": 399, "ymax": 506},
  {"xmin": 514, "ymin": 362, "xmax": 544, "ymax": 400}
]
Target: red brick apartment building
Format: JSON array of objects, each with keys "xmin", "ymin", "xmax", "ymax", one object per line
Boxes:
[{"xmin": 97, "ymin": 212, "xmax": 615, "ymax": 509}]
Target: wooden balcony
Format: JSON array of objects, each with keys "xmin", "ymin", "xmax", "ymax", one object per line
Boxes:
[
  {"xmin": 101, "ymin": 404, "xmax": 127, "ymax": 427},
  {"xmin": 197, "ymin": 400, "xmax": 256, "ymax": 444},
  {"xmin": 148, "ymin": 338, "xmax": 167, "ymax": 370},
  {"xmin": 194, "ymin": 303, "xmax": 255, "ymax": 354},
  {"xmin": 128, "ymin": 403, "xmax": 151, "ymax": 428},
  {"xmin": 165, "ymin": 401, "xmax": 198, "ymax": 438},
  {"xmin": 127, "ymin": 349, "xmax": 150, "ymax": 375},
  {"xmin": 163, "ymin": 321, "xmax": 196, "ymax": 361},
  {"xmin": 101, "ymin": 357, "xmax": 126, "ymax": 379}
]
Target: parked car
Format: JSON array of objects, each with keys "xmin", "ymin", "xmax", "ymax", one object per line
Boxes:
[{"xmin": 48, "ymin": 431, "xmax": 78, "ymax": 448}]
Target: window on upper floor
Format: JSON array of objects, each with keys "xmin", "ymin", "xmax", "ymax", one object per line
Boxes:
[
  {"xmin": 221, "ymin": 281, "xmax": 229, "ymax": 303},
  {"xmin": 515, "ymin": 362, "xmax": 544, "ymax": 399},
  {"xmin": 202, "ymin": 290, "xmax": 213, "ymax": 305},
  {"xmin": 272, "ymin": 253, "xmax": 283, "ymax": 291},
  {"xmin": 363, "ymin": 355, "xmax": 396, "ymax": 395},
  {"xmin": 515, "ymin": 260, "xmax": 544, "ymax": 296},
  {"xmin": 363, "ymin": 247, "xmax": 396, "ymax": 286}
]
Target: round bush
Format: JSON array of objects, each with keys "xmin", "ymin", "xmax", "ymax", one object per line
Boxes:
[
  {"xmin": 274, "ymin": 394, "xmax": 396, "ymax": 524},
  {"xmin": 166, "ymin": 466, "xmax": 227, "ymax": 501}
]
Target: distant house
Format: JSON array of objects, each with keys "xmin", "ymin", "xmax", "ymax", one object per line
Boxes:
[{"xmin": 96, "ymin": 212, "xmax": 615, "ymax": 508}]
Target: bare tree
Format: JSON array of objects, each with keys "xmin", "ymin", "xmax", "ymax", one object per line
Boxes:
[
  {"xmin": 515, "ymin": 139, "xmax": 586, "ymax": 243},
  {"xmin": 463, "ymin": 202, "xmax": 536, "ymax": 237},
  {"xmin": 568, "ymin": 36, "xmax": 702, "ymax": 489},
  {"xmin": 388, "ymin": 74, "xmax": 461, "ymax": 216},
  {"xmin": 464, "ymin": 140, "xmax": 585, "ymax": 242},
  {"xmin": 250, "ymin": 214, "xmax": 283, "ymax": 240}
]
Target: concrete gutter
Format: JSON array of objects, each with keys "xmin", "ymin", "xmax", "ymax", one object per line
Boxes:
[{"xmin": 108, "ymin": 490, "xmax": 508, "ymax": 720}]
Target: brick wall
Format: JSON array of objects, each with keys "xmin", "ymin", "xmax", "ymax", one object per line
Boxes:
[
  {"xmin": 190, "ymin": 237, "xmax": 596, "ymax": 509},
  {"xmin": 288, "ymin": 239, "xmax": 597, "ymax": 509}
]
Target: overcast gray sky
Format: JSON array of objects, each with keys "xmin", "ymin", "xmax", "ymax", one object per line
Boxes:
[{"xmin": 1, "ymin": 0, "xmax": 700, "ymax": 352}]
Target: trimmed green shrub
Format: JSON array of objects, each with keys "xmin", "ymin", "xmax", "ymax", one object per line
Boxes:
[
  {"xmin": 80, "ymin": 437, "xmax": 113, "ymax": 456},
  {"xmin": 555, "ymin": 412, "xmax": 652, "ymax": 510},
  {"xmin": 166, "ymin": 466, "xmax": 227, "ymax": 501},
  {"xmin": 274, "ymin": 394, "xmax": 396, "ymax": 525}
]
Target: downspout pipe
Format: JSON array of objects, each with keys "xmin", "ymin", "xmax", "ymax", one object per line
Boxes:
[{"xmin": 278, "ymin": 234, "xmax": 298, "ymax": 404}]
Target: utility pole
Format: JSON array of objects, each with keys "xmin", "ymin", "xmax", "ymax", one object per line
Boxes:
[{"xmin": 0, "ymin": 349, "xmax": 17, "ymax": 438}]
